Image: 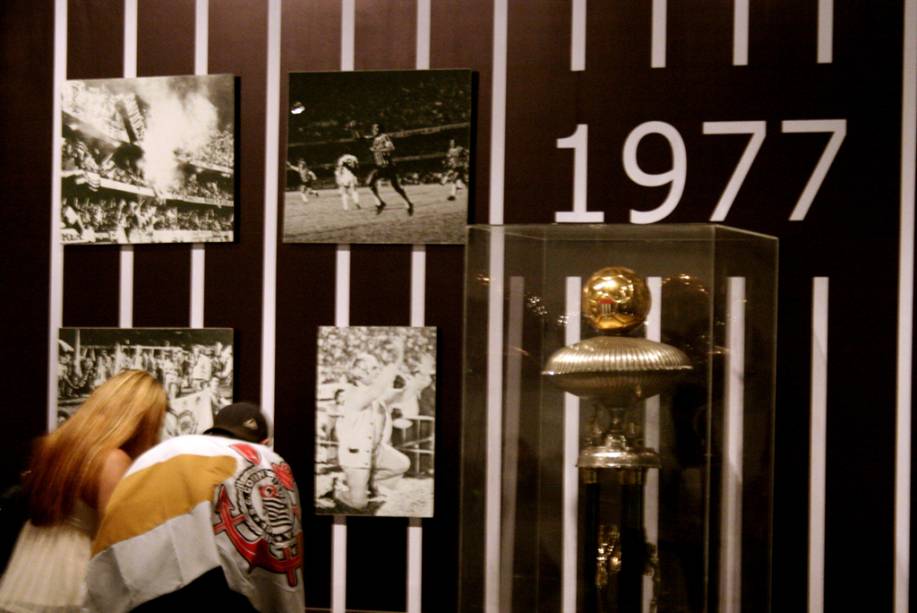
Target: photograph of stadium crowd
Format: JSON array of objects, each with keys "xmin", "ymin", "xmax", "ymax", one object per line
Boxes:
[
  {"xmin": 61, "ymin": 74, "xmax": 235, "ymax": 244},
  {"xmin": 284, "ymin": 70, "xmax": 472, "ymax": 244},
  {"xmin": 315, "ymin": 326, "xmax": 436, "ymax": 517},
  {"xmin": 57, "ymin": 328, "xmax": 234, "ymax": 438}
]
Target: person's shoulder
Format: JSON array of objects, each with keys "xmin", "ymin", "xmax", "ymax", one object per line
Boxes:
[{"xmin": 100, "ymin": 448, "xmax": 132, "ymax": 474}]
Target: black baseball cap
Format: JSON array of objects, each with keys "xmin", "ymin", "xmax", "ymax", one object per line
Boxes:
[{"xmin": 204, "ymin": 402, "xmax": 268, "ymax": 443}]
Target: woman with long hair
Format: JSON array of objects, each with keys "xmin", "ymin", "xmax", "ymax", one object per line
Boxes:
[{"xmin": 0, "ymin": 369, "xmax": 167, "ymax": 612}]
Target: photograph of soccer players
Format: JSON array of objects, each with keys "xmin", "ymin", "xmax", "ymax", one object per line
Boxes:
[
  {"xmin": 57, "ymin": 327, "xmax": 234, "ymax": 437},
  {"xmin": 314, "ymin": 326, "xmax": 436, "ymax": 517},
  {"xmin": 284, "ymin": 70, "xmax": 472, "ymax": 244},
  {"xmin": 61, "ymin": 74, "xmax": 236, "ymax": 244}
]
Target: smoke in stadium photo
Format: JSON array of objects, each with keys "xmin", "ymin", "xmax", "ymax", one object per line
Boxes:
[
  {"xmin": 61, "ymin": 74, "xmax": 236, "ymax": 244},
  {"xmin": 284, "ymin": 70, "xmax": 472, "ymax": 244}
]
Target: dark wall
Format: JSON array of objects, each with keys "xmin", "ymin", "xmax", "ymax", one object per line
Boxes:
[{"xmin": 1, "ymin": 1, "xmax": 912, "ymax": 612}]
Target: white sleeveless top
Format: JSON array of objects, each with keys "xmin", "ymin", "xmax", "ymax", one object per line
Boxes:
[{"xmin": 0, "ymin": 500, "xmax": 98, "ymax": 612}]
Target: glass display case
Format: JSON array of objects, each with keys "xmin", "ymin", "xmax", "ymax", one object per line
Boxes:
[{"xmin": 460, "ymin": 224, "xmax": 777, "ymax": 613}]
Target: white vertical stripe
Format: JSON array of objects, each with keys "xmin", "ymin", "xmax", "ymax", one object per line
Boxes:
[
  {"xmin": 260, "ymin": 0, "xmax": 281, "ymax": 422},
  {"xmin": 47, "ymin": 0, "xmax": 67, "ymax": 431},
  {"xmin": 733, "ymin": 0, "xmax": 749, "ymax": 66},
  {"xmin": 498, "ymin": 276, "xmax": 525, "ymax": 613},
  {"xmin": 489, "ymin": 0, "xmax": 507, "ymax": 224},
  {"xmin": 123, "ymin": 0, "xmax": 138, "ymax": 78},
  {"xmin": 332, "ymin": 4, "xmax": 356, "ymax": 610},
  {"xmin": 643, "ymin": 277, "xmax": 662, "ymax": 613},
  {"xmin": 119, "ymin": 248, "xmax": 134, "ymax": 327},
  {"xmin": 190, "ymin": 0, "xmax": 208, "ymax": 328},
  {"xmin": 561, "ymin": 276, "xmax": 581, "ymax": 613},
  {"xmin": 331, "ymin": 271, "xmax": 350, "ymax": 608},
  {"xmin": 195, "ymin": 0, "xmax": 209, "ymax": 73},
  {"xmin": 331, "ymin": 243, "xmax": 348, "ymax": 613},
  {"xmin": 808, "ymin": 277, "xmax": 829, "ymax": 613},
  {"xmin": 407, "ymin": 9, "xmax": 432, "ymax": 608},
  {"xmin": 341, "ymin": 0, "xmax": 355, "ymax": 72},
  {"xmin": 896, "ymin": 1, "xmax": 915, "ymax": 610},
  {"xmin": 407, "ymin": 517, "xmax": 423, "ymax": 613},
  {"xmin": 335, "ymin": 247, "xmax": 351, "ymax": 328},
  {"xmin": 651, "ymin": 0, "xmax": 666, "ymax": 68},
  {"xmin": 719, "ymin": 277, "xmax": 745, "ymax": 613},
  {"xmin": 332, "ymin": 515, "xmax": 347, "ymax": 612},
  {"xmin": 407, "ymin": 245, "xmax": 426, "ymax": 613},
  {"xmin": 571, "ymin": 0, "xmax": 586, "ymax": 71},
  {"xmin": 416, "ymin": 0, "xmax": 431, "ymax": 70},
  {"xmin": 410, "ymin": 246, "xmax": 426, "ymax": 327},
  {"xmin": 484, "ymin": 229, "xmax": 505, "ymax": 613},
  {"xmin": 119, "ymin": 0, "xmax": 138, "ymax": 328},
  {"xmin": 817, "ymin": 0, "xmax": 833, "ymax": 64}
]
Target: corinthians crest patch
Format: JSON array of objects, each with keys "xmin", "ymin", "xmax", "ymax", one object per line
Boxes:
[{"xmin": 213, "ymin": 443, "xmax": 303, "ymax": 586}]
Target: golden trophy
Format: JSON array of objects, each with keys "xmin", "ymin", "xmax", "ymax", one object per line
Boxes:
[{"xmin": 543, "ymin": 267, "xmax": 692, "ymax": 613}]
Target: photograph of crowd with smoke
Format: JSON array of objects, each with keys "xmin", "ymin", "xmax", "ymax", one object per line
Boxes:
[
  {"xmin": 60, "ymin": 74, "xmax": 235, "ymax": 244},
  {"xmin": 57, "ymin": 327, "xmax": 234, "ymax": 438},
  {"xmin": 283, "ymin": 70, "xmax": 472, "ymax": 244},
  {"xmin": 314, "ymin": 326, "xmax": 436, "ymax": 517}
]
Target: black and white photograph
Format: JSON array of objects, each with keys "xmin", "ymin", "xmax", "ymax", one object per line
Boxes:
[
  {"xmin": 284, "ymin": 70, "xmax": 472, "ymax": 244},
  {"xmin": 57, "ymin": 328, "xmax": 234, "ymax": 437},
  {"xmin": 315, "ymin": 326, "xmax": 436, "ymax": 517},
  {"xmin": 61, "ymin": 74, "xmax": 235, "ymax": 244}
]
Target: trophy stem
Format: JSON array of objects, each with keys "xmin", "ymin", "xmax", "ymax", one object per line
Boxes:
[
  {"xmin": 578, "ymin": 402, "xmax": 658, "ymax": 613},
  {"xmin": 617, "ymin": 479, "xmax": 648, "ymax": 613},
  {"xmin": 582, "ymin": 477, "xmax": 601, "ymax": 613}
]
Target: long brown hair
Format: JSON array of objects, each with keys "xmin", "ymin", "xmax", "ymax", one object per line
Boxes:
[{"xmin": 26, "ymin": 369, "xmax": 167, "ymax": 525}]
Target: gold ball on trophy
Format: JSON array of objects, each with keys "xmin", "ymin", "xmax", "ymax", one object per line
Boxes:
[{"xmin": 582, "ymin": 267, "xmax": 651, "ymax": 333}]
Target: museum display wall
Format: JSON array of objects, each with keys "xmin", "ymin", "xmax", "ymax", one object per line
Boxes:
[{"xmin": 0, "ymin": 1, "xmax": 913, "ymax": 612}]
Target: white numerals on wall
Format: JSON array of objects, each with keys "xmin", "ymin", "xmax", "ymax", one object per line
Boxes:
[
  {"xmin": 555, "ymin": 119, "xmax": 846, "ymax": 223},
  {"xmin": 624, "ymin": 121, "xmax": 687, "ymax": 224},
  {"xmin": 703, "ymin": 121, "xmax": 766, "ymax": 222},
  {"xmin": 781, "ymin": 119, "xmax": 846, "ymax": 221},
  {"xmin": 556, "ymin": 124, "xmax": 604, "ymax": 223}
]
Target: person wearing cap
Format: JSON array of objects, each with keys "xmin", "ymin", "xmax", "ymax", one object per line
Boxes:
[{"xmin": 84, "ymin": 402, "xmax": 303, "ymax": 612}]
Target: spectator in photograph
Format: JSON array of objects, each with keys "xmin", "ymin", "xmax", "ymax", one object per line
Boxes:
[
  {"xmin": 219, "ymin": 343, "xmax": 233, "ymax": 381},
  {"xmin": 190, "ymin": 347, "xmax": 213, "ymax": 391},
  {"xmin": 206, "ymin": 376, "xmax": 230, "ymax": 419},
  {"xmin": 114, "ymin": 343, "xmax": 132, "ymax": 373},
  {"xmin": 58, "ymin": 351, "xmax": 96, "ymax": 399},
  {"xmin": 129, "ymin": 346, "xmax": 144, "ymax": 370},
  {"xmin": 158, "ymin": 349, "xmax": 181, "ymax": 400},
  {"xmin": 93, "ymin": 350, "xmax": 114, "ymax": 388},
  {"xmin": 362, "ymin": 122, "xmax": 414, "ymax": 217},
  {"xmin": 388, "ymin": 353, "xmax": 435, "ymax": 421},
  {"xmin": 0, "ymin": 370, "xmax": 167, "ymax": 612},
  {"xmin": 61, "ymin": 197, "xmax": 86, "ymax": 238},
  {"xmin": 335, "ymin": 153, "xmax": 361, "ymax": 211},
  {"xmin": 333, "ymin": 338, "xmax": 411, "ymax": 511},
  {"xmin": 285, "ymin": 158, "xmax": 319, "ymax": 204},
  {"xmin": 85, "ymin": 403, "xmax": 304, "ymax": 612},
  {"xmin": 442, "ymin": 138, "xmax": 469, "ymax": 201}
]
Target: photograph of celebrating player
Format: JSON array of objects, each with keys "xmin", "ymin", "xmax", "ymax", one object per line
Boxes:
[
  {"xmin": 314, "ymin": 326, "xmax": 436, "ymax": 517},
  {"xmin": 283, "ymin": 70, "xmax": 472, "ymax": 244}
]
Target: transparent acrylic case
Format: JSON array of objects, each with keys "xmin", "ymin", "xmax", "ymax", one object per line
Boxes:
[{"xmin": 460, "ymin": 224, "xmax": 777, "ymax": 613}]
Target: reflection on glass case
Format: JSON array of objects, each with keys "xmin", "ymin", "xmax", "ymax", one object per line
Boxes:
[{"xmin": 460, "ymin": 224, "xmax": 777, "ymax": 613}]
